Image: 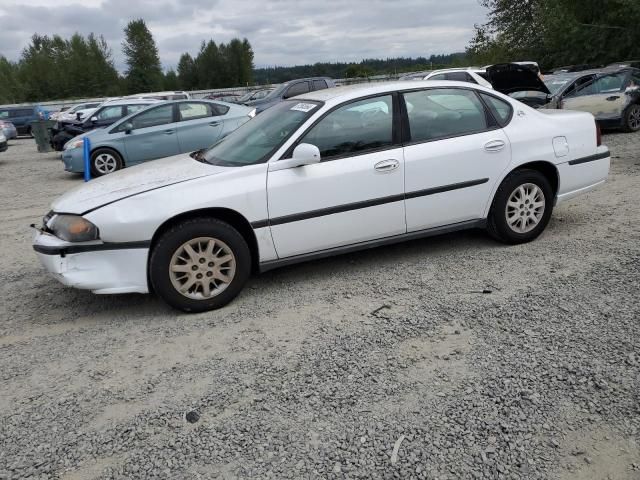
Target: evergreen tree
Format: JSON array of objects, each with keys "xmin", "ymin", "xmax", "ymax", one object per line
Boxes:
[
  {"xmin": 177, "ymin": 53, "xmax": 197, "ymax": 90},
  {"xmin": 163, "ymin": 69, "xmax": 179, "ymax": 90},
  {"xmin": 122, "ymin": 19, "xmax": 163, "ymax": 94}
]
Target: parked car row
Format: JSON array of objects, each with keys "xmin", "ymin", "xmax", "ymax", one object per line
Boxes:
[
  {"xmin": 401, "ymin": 63, "xmax": 640, "ymax": 133},
  {"xmin": 0, "ymin": 105, "xmax": 52, "ymax": 136}
]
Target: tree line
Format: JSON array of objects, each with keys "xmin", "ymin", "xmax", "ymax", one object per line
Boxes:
[
  {"xmin": 0, "ymin": 19, "xmax": 255, "ymax": 104},
  {"xmin": 252, "ymin": 53, "xmax": 468, "ymax": 84},
  {"xmin": 467, "ymin": 0, "xmax": 640, "ymax": 70}
]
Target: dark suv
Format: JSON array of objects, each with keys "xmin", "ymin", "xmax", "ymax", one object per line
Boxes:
[
  {"xmin": 244, "ymin": 77, "xmax": 335, "ymax": 113},
  {"xmin": 0, "ymin": 105, "xmax": 50, "ymax": 136}
]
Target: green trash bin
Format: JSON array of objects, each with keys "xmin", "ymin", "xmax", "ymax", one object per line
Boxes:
[{"xmin": 30, "ymin": 120, "xmax": 57, "ymax": 153}]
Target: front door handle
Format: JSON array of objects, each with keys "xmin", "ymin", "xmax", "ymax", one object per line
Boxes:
[
  {"xmin": 484, "ymin": 140, "xmax": 506, "ymax": 152},
  {"xmin": 374, "ymin": 159, "xmax": 399, "ymax": 172},
  {"xmin": 606, "ymin": 96, "xmax": 620, "ymax": 101},
  {"xmin": 209, "ymin": 121, "xmax": 221, "ymax": 127},
  {"xmin": 164, "ymin": 129, "xmax": 175, "ymax": 135}
]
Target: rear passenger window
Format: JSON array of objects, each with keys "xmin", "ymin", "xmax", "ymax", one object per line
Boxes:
[
  {"xmin": 403, "ymin": 88, "xmax": 489, "ymax": 142},
  {"xmin": 284, "ymin": 82, "xmax": 310, "ymax": 98},
  {"xmin": 428, "ymin": 74, "xmax": 446, "ymax": 81},
  {"xmin": 126, "ymin": 104, "xmax": 147, "ymax": 115},
  {"xmin": 178, "ymin": 102, "xmax": 211, "ymax": 121},
  {"xmin": 479, "ymin": 93, "xmax": 512, "ymax": 126},
  {"xmin": 211, "ymin": 104, "xmax": 230, "ymax": 116},
  {"xmin": 299, "ymin": 95, "xmax": 393, "ymax": 159},
  {"xmin": 313, "ymin": 80, "xmax": 328, "ymax": 90},
  {"xmin": 445, "ymin": 72, "xmax": 470, "ymax": 82}
]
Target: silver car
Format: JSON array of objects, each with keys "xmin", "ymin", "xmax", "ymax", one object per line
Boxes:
[{"xmin": 62, "ymin": 99, "xmax": 256, "ymax": 176}]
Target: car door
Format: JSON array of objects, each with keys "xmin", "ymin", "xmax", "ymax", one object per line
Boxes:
[
  {"xmin": 121, "ymin": 104, "xmax": 180, "ymax": 165},
  {"xmin": 175, "ymin": 101, "xmax": 224, "ymax": 153},
  {"xmin": 267, "ymin": 94, "xmax": 406, "ymax": 258},
  {"xmin": 401, "ymin": 88, "xmax": 512, "ymax": 231},
  {"xmin": 562, "ymin": 71, "xmax": 629, "ymax": 120}
]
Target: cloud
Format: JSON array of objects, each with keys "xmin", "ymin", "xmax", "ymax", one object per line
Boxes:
[{"xmin": 0, "ymin": 0, "xmax": 487, "ymax": 71}]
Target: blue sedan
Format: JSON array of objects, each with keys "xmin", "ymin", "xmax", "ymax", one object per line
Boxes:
[{"xmin": 62, "ymin": 100, "xmax": 256, "ymax": 176}]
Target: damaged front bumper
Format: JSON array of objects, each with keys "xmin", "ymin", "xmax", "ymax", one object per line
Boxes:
[{"xmin": 32, "ymin": 228, "xmax": 150, "ymax": 294}]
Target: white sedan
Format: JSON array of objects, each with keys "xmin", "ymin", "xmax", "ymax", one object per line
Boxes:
[{"xmin": 32, "ymin": 81, "xmax": 610, "ymax": 312}]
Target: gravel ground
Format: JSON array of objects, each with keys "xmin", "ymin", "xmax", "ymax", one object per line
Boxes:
[{"xmin": 0, "ymin": 133, "xmax": 639, "ymax": 480}]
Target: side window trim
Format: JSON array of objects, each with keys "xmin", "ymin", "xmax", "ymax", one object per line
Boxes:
[
  {"xmin": 398, "ymin": 86, "xmax": 504, "ymax": 148},
  {"xmin": 280, "ymin": 92, "xmax": 402, "ymax": 162}
]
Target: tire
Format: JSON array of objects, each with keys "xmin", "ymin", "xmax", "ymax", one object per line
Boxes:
[
  {"xmin": 149, "ymin": 218, "xmax": 251, "ymax": 312},
  {"xmin": 623, "ymin": 104, "xmax": 640, "ymax": 133},
  {"xmin": 26, "ymin": 126, "xmax": 32, "ymax": 138},
  {"xmin": 90, "ymin": 148, "xmax": 123, "ymax": 177},
  {"xmin": 487, "ymin": 169, "xmax": 554, "ymax": 244}
]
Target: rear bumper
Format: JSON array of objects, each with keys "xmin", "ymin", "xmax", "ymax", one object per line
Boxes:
[
  {"xmin": 556, "ymin": 147, "xmax": 610, "ymax": 204},
  {"xmin": 33, "ymin": 231, "xmax": 150, "ymax": 294}
]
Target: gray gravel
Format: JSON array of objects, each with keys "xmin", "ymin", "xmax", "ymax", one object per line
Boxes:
[{"xmin": 0, "ymin": 132, "xmax": 639, "ymax": 480}]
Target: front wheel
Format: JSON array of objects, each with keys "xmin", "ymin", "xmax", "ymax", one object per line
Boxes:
[
  {"xmin": 90, "ymin": 148, "xmax": 123, "ymax": 177},
  {"xmin": 149, "ymin": 218, "xmax": 251, "ymax": 312},
  {"xmin": 487, "ymin": 169, "xmax": 554, "ymax": 244},
  {"xmin": 623, "ymin": 104, "xmax": 640, "ymax": 132}
]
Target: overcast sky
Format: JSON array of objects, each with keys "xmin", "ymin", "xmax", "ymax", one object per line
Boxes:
[{"xmin": 0, "ymin": 0, "xmax": 487, "ymax": 71}]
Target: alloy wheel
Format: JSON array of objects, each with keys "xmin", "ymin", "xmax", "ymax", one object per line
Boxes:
[
  {"xmin": 505, "ymin": 183, "xmax": 546, "ymax": 234},
  {"xmin": 169, "ymin": 237, "xmax": 236, "ymax": 300},
  {"xmin": 629, "ymin": 105, "xmax": 640, "ymax": 131},
  {"xmin": 94, "ymin": 153, "xmax": 118, "ymax": 174}
]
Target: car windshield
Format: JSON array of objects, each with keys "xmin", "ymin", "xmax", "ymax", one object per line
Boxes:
[
  {"xmin": 200, "ymin": 100, "xmax": 321, "ymax": 167},
  {"xmin": 544, "ymin": 75, "xmax": 574, "ymax": 94}
]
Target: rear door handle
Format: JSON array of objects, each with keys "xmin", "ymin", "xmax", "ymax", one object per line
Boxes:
[
  {"xmin": 374, "ymin": 159, "xmax": 399, "ymax": 172},
  {"xmin": 209, "ymin": 121, "xmax": 221, "ymax": 127},
  {"xmin": 164, "ymin": 129, "xmax": 175, "ymax": 135},
  {"xmin": 484, "ymin": 140, "xmax": 506, "ymax": 152},
  {"xmin": 606, "ymin": 96, "xmax": 620, "ymax": 101}
]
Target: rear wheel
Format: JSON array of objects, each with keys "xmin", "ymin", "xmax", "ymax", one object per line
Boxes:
[
  {"xmin": 623, "ymin": 104, "xmax": 640, "ymax": 132},
  {"xmin": 149, "ymin": 218, "xmax": 251, "ymax": 312},
  {"xmin": 487, "ymin": 169, "xmax": 553, "ymax": 244},
  {"xmin": 90, "ymin": 148, "xmax": 123, "ymax": 177}
]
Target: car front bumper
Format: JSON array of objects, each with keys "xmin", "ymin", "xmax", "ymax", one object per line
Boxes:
[
  {"xmin": 33, "ymin": 230, "xmax": 150, "ymax": 294},
  {"xmin": 1, "ymin": 127, "xmax": 17, "ymax": 139},
  {"xmin": 61, "ymin": 148, "xmax": 85, "ymax": 173}
]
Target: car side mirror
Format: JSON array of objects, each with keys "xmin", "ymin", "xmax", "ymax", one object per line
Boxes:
[
  {"xmin": 76, "ymin": 113, "xmax": 82, "ymax": 120},
  {"xmin": 123, "ymin": 122, "xmax": 133, "ymax": 134},
  {"xmin": 90, "ymin": 116, "xmax": 98, "ymax": 123},
  {"xmin": 268, "ymin": 143, "xmax": 321, "ymax": 172}
]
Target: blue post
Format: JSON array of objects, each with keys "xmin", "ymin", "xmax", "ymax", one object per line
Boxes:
[{"xmin": 83, "ymin": 137, "xmax": 91, "ymax": 182}]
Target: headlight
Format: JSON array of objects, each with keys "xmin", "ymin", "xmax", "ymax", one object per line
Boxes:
[
  {"xmin": 48, "ymin": 214, "xmax": 99, "ymax": 242},
  {"xmin": 64, "ymin": 139, "xmax": 84, "ymax": 150}
]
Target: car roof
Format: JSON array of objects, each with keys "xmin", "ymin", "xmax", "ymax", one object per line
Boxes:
[
  {"xmin": 100, "ymin": 98, "xmax": 161, "ymax": 107},
  {"xmin": 297, "ymin": 80, "xmax": 493, "ymax": 104}
]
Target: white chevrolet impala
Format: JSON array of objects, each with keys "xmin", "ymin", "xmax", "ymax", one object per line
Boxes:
[{"xmin": 33, "ymin": 81, "xmax": 610, "ymax": 312}]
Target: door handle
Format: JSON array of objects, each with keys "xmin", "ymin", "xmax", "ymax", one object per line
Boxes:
[
  {"xmin": 484, "ymin": 140, "xmax": 506, "ymax": 152},
  {"xmin": 374, "ymin": 159, "xmax": 399, "ymax": 172},
  {"xmin": 164, "ymin": 129, "xmax": 175, "ymax": 135},
  {"xmin": 606, "ymin": 96, "xmax": 620, "ymax": 101},
  {"xmin": 209, "ymin": 121, "xmax": 221, "ymax": 127}
]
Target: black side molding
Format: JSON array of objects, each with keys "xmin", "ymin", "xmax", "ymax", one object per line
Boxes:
[
  {"xmin": 255, "ymin": 178, "xmax": 489, "ymax": 228},
  {"xmin": 568, "ymin": 150, "xmax": 610, "ymax": 166},
  {"xmin": 33, "ymin": 240, "xmax": 151, "ymax": 257}
]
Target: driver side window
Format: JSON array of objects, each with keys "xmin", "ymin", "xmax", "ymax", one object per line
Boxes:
[
  {"xmin": 299, "ymin": 95, "xmax": 394, "ymax": 160},
  {"xmin": 568, "ymin": 73, "xmax": 626, "ymax": 97}
]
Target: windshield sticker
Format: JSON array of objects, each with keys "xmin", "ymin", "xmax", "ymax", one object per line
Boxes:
[{"xmin": 291, "ymin": 103, "xmax": 317, "ymax": 113}]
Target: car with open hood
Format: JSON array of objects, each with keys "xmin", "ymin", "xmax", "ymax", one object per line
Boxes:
[
  {"xmin": 33, "ymin": 80, "xmax": 610, "ymax": 312},
  {"xmin": 486, "ymin": 63, "xmax": 551, "ymax": 108},
  {"xmin": 559, "ymin": 67, "xmax": 640, "ymax": 132}
]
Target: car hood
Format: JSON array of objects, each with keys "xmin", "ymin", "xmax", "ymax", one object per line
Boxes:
[
  {"xmin": 487, "ymin": 63, "xmax": 551, "ymax": 95},
  {"xmin": 51, "ymin": 153, "xmax": 228, "ymax": 214}
]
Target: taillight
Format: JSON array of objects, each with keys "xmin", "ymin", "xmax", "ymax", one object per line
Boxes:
[{"xmin": 596, "ymin": 121, "xmax": 602, "ymax": 147}]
